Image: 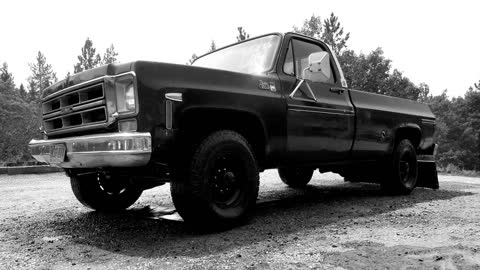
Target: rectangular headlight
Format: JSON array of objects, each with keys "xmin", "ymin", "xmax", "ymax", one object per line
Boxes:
[{"xmin": 115, "ymin": 75, "xmax": 136, "ymax": 113}]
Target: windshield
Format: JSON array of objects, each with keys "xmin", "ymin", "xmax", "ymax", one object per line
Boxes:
[{"xmin": 192, "ymin": 34, "xmax": 281, "ymax": 75}]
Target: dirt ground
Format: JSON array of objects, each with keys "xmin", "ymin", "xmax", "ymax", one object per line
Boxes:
[{"xmin": 1, "ymin": 170, "xmax": 480, "ymax": 270}]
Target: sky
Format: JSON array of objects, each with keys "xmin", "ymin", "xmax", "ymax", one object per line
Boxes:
[{"xmin": 2, "ymin": 0, "xmax": 479, "ymax": 97}]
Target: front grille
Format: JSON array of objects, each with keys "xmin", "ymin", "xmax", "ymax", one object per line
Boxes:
[
  {"xmin": 42, "ymin": 82, "xmax": 108, "ymax": 133},
  {"xmin": 44, "ymin": 107, "xmax": 107, "ymax": 131},
  {"xmin": 43, "ymin": 83, "xmax": 104, "ymax": 114}
]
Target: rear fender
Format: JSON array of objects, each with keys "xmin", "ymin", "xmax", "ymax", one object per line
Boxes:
[{"xmin": 390, "ymin": 124, "xmax": 421, "ymax": 153}]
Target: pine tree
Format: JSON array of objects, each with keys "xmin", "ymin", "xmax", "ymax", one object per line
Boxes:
[
  {"xmin": 102, "ymin": 44, "xmax": 119, "ymax": 65},
  {"xmin": 74, "ymin": 38, "xmax": 102, "ymax": 73},
  {"xmin": 321, "ymin": 13, "xmax": 350, "ymax": 55},
  {"xmin": 18, "ymin": 84, "xmax": 27, "ymax": 101},
  {"xmin": 0, "ymin": 62, "xmax": 15, "ymax": 95},
  {"xmin": 236, "ymin": 27, "xmax": 250, "ymax": 41},
  {"xmin": 209, "ymin": 40, "xmax": 217, "ymax": 52},
  {"xmin": 27, "ymin": 51, "xmax": 56, "ymax": 102}
]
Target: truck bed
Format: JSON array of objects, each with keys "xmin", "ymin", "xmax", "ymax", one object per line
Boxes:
[{"xmin": 348, "ymin": 89, "xmax": 435, "ymax": 159}]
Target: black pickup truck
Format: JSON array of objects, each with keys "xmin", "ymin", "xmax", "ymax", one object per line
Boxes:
[{"xmin": 29, "ymin": 32, "xmax": 438, "ymax": 227}]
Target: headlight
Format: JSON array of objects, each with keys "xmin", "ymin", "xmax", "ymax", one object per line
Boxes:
[{"xmin": 115, "ymin": 76, "xmax": 136, "ymax": 113}]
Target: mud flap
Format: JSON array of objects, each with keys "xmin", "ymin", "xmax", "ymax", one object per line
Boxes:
[{"xmin": 416, "ymin": 161, "xmax": 439, "ymax": 189}]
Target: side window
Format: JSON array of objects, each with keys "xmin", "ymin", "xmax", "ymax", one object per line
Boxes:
[
  {"xmin": 291, "ymin": 39, "xmax": 335, "ymax": 84},
  {"xmin": 283, "ymin": 41, "xmax": 294, "ymax": 76}
]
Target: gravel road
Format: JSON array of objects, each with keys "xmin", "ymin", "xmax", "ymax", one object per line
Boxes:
[{"xmin": 1, "ymin": 171, "xmax": 480, "ymax": 269}]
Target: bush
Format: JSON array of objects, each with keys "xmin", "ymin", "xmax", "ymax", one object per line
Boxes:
[
  {"xmin": 0, "ymin": 93, "xmax": 42, "ymax": 163},
  {"xmin": 438, "ymin": 163, "xmax": 480, "ymax": 177}
]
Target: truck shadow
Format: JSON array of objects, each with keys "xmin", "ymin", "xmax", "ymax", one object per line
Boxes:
[{"xmin": 50, "ymin": 181, "xmax": 474, "ymax": 259}]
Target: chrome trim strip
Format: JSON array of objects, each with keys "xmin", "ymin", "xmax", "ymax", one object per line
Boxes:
[
  {"xmin": 165, "ymin": 93, "xmax": 183, "ymax": 102},
  {"xmin": 288, "ymin": 97, "xmax": 318, "ymax": 104},
  {"xmin": 289, "ymin": 104, "xmax": 354, "ymax": 114},
  {"xmin": 43, "ymin": 71, "xmax": 136, "ymax": 101},
  {"xmin": 72, "ymin": 100, "xmax": 106, "ymax": 113},
  {"xmin": 421, "ymin": 119, "xmax": 436, "ymax": 125},
  {"xmin": 289, "ymin": 108, "xmax": 354, "ymax": 116},
  {"xmin": 29, "ymin": 132, "xmax": 151, "ymax": 168},
  {"xmin": 72, "ymin": 150, "xmax": 148, "ymax": 155},
  {"xmin": 45, "ymin": 106, "xmax": 106, "ymax": 123},
  {"xmin": 44, "ymin": 100, "xmax": 106, "ymax": 119}
]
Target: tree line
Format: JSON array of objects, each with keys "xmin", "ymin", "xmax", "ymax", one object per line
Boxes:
[{"xmin": 1, "ymin": 16, "xmax": 478, "ymax": 172}]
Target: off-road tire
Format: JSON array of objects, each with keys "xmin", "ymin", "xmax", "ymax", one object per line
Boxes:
[
  {"xmin": 170, "ymin": 130, "xmax": 260, "ymax": 229},
  {"xmin": 70, "ymin": 172, "xmax": 142, "ymax": 211},
  {"xmin": 381, "ymin": 139, "xmax": 418, "ymax": 195},
  {"xmin": 278, "ymin": 167, "xmax": 314, "ymax": 188}
]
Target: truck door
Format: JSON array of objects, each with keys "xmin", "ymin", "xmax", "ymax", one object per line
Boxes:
[{"xmin": 283, "ymin": 38, "xmax": 355, "ymax": 164}]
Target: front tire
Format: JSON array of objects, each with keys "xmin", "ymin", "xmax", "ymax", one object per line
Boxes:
[
  {"xmin": 278, "ymin": 167, "xmax": 314, "ymax": 188},
  {"xmin": 381, "ymin": 139, "xmax": 418, "ymax": 194},
  {"xmin": 70, "ymin": 171, "xmax": 143, "ymax": 211},
  {"xmin": 170, "ymin": 130, "xmax": 260, "ymax": 229}
]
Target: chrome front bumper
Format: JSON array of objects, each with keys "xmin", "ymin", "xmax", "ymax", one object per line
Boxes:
[{"xmin": 29, "ymin": 132, "xmax": 152, "ymax": 168}]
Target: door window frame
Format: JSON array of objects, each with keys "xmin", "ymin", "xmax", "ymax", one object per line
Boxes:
[{"xmin": 277, "ymin": 34, "xmax": 342, "ymax": 86}]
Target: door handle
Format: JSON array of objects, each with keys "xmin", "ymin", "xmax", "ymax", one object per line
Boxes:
[{"xmin": 330, "ymin": 87, "xmax": 345, "ymax": 94}]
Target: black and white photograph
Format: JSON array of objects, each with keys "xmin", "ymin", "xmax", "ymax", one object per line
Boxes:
[{"xmin": 1, "ymin": 0, "xmax": 480, "ymax": 269}]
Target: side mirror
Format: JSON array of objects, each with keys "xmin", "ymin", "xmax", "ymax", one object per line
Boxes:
[{"xmin": 303, "ymin": 51, "xmax": 331, "ymax": 83}]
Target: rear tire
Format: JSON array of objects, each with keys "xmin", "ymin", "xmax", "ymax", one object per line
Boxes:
[
  {"xmin": 170, "ymin": 130, "xmax": 260, "ymax": 229},
  {"xmin": 381, "ymin": 139, "xmax": 418, "ymax": 194},
  {"xmin": 70, "ymin": 171, "xmax": 142, "ymax": 211},
  {"xmin": 278, "ymin": 167, "xmax": 314, "ymax": 188}
]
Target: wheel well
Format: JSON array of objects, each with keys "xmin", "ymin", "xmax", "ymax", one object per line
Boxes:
[
  {"xmin": 394, "ymin": 127, "xmax": 421, "ymax": 149},
  {"xmin": 178, "ymin": 108, "xmax": 267, "ymax": 168}
]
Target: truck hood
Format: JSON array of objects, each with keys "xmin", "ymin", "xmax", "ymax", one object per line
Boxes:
[
  {"xmin": 42, "ymin": 62, "xmax": 133, "ymax": 99},
  {"xmin": 131, "ymin": 61, "xmax": 276, "ymax": 94}
]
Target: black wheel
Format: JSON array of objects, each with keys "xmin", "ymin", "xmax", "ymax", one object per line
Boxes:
[
  {"xmin": 278, "ymin": 167, "xmax": 314, "ymax": 188},
  {"xmin": 70, "ymin": 171, "xmax": 143, "ymax": 211},
  {"xmin": 381, "ymin": 139, "xmax": 418, "ymax": 194},
  {"xmin": 170, "ymin": 130, "xmax": 260, "ymax": 229}
]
